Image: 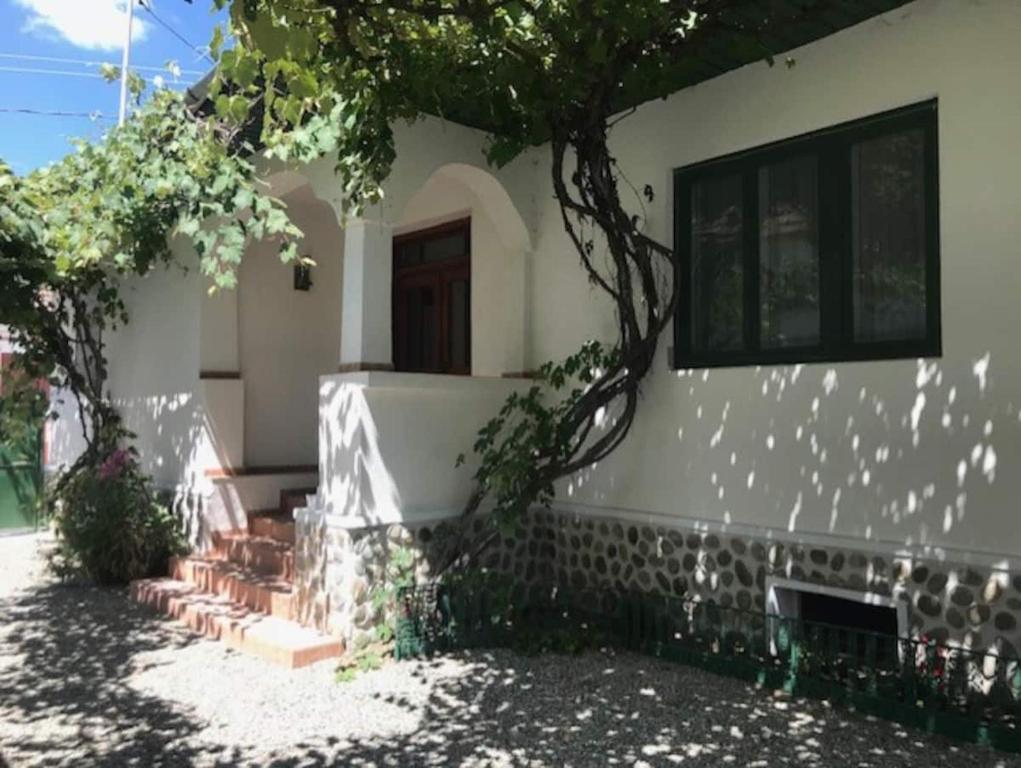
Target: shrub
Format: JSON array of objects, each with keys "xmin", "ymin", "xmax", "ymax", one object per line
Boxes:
[{"xmin": 50, "ymin": 448, "xmax": 187, "ymax": 585}]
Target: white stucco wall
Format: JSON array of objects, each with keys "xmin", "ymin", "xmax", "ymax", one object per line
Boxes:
[
  {"xmin": 238, "ymin": 187, "xmax": 343, "ymax": 467},
  {"xmin": 105, "ymin": 239, "xmax": 206, "ymax": 486},
  {"xmin": 398, "ymin": 169, "xmax": 527, "ymax": 377},
  {"xmin": 521, "ymin": 0, "xmax": 1021, "ymax": 561}
]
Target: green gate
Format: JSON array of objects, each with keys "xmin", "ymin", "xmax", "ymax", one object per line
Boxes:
[{"xmin": 0, "ymin": 425, "xmax": 42, "ymax": 531}]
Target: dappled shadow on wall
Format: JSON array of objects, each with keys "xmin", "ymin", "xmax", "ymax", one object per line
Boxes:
[
  {"xmin": 317, "ymin": 377, "xmax": 403, "ymax": 526},
  {"xmin": 563, "ymin": 352, "xmax": 1017, "ymax": 557}
]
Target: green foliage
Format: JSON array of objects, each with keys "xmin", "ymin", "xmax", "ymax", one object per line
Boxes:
[
  {"xmin": 49, "ymin": 447, "xmax": 188, "ymax": 585},
  {"xmin": 370, "ymin": 545, "xmax": 418, "ymax": 644},
  {"xmin": 0, "ymin": 363, "xmax": 49, "ymax": 453},
  {"xmin": 1, "ymin": 84, "xmax": 303, "ymax": 583},
  {"xmin": 462, "ymin": 341, "xmax": 620, "ymax": 527}
]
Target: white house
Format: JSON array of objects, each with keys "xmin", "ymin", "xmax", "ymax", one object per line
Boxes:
[{"xmin": 88, "ymin": 0, "xmax": 1021, "ymax": 666}]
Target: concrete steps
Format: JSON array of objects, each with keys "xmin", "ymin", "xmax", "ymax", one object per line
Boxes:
[
  {"xmin": 211, "ymin": 532, "xmax": 295, "ymax": 580},
  {"xmin": 130, "ymin": 494, "xmax": 342, "ymax": 669},
  {"xmin": 130, "ymin": 579, "xmax": 341, "ymax": 668},
  {"xmin": 170, "ymin": 556, "xmax": 297, "ymax": 621},
  {"xmin": 247, "ymin": 512, "xmax": 296, "ymax": 545}
]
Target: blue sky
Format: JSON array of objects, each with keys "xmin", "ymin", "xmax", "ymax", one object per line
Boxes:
[{"xmin": 0, "ymin": 0, "xmax": 227, "ymax": 174}]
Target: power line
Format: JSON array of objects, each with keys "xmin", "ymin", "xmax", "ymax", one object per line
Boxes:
[
  {"xmin": 0, "ymin": 65, "xmax": 192, "ymax": 88},
  {"xmin": 0, "ymin": 107, "xmax": 114, "ymax": 121},
  {"xmin": 0, "ymin": 66, "xmax": 105, "ymax": 79},
  {"xmin": 138, "ymin": 1, "xmax": 215, "ymax": 64},
  {"xmin": 0, "ymin": 53, "xmax": 204, "ymax": 76}
]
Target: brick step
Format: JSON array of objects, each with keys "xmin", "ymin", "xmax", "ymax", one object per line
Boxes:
[
  {"xmin": 170, "ymin": 556, "xmax": 296, "ymax": 621},
  {"xmin": 212, "ymin": 532, "xmax": 294, "ymax": 580},
  {"xmin": 131, "ymin": 579, "xmax": 342, "ymax": 669},
  {"xmin": 246, "ymin": 511, "xmax": 295, "ymax": 545}
]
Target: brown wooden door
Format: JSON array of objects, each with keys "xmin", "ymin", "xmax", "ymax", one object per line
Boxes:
[{"xmin": 393, "ymin": 219, "xmax": 471, "ymax": 375}]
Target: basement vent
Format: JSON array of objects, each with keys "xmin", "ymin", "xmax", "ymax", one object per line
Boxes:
[{"xmin": 766, "ymin": 577, "xmax": 907, "ymax": 662}]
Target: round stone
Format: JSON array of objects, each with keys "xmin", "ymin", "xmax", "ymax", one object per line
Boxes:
[
  {"xmin": 595, "ymin": 555, "xmax": 608, "ymax": 575},
  {"xmin": 720, "ymin": 592, "xmax": 734, "ymax": 608},
  {"xmin": 717, "ymin": 550, "xmax": 733, "ymax": 567},
  {"xmin": 731, "ymin": 538, "xmax": 747, "ymax": 555},
  {"xmin": 831, "ymin": 553, "xmax": 845, "ymax": 573},
  {"xmin": 655, "ymin": 572, "xmax": 670, "ymax": 593},
  {"xmin": 683, "ymin": 554, "xmax": 697, "ymax": 572},
  {"xmin": 735, "ymin": 560, "xmax": 754, "ymax": 588},
  {"xmin": 686, "ymin": 534, "xmax": 702, "ymax": 551},
  {"xmin": 917, "ymin": 594, "xmax": 941, "ymax": 617},
  {"xmin": 627, "ymin": 527, "xmax": 639, "ymax": 545},
  {"xmin": 950, "ymin": 586, "xmax": 974, "ymax": 607},
  {"xmin": 672, "ymin": 577, "xmax": 688, "ymax": 596},
  {"xmin": 982, "ymin": 578, "xmax": 1004, "ymax": 604},
  {"xmin": 809, "ymin": 549, "xmax": 828, "ymax": 566},
  {"xmin": 968, "ymin": 604, "xmax": 991, "ymax": 626},
  {"xmin": 927, "ymin": 573, "xmax": 948, "ymax": 593},
  {"xmin": 911, "ymin": 565, "xmax": 929, "ymax": 584},
  {"xmin": 721, "ymin": 571, "xmax": 734, "ymax": 587},
  {"xmin": 946, "ymin": 607, "xmax": 965, "ymax": 629},
  {"xmin": 872, "ymin": 557, "xmax": 888, "ymax": 575},
  {"xmin": 995, "ymin": 612, "xmax": 1018, "ymax": 632},
  {"xmin": 750, "ymin": 543, "xmax": 767, "ymax": 563},
  {"xmin": 737, "ymin": 591, "xmax": 752, "ymax": 610},
  {"xmin": 661, "ymin": 539, "xmax": 676, "ymax": 556},
  {"xmin": 641, "ymin": 526, "xmax": 656, "ymax": 542},
  {"xmin": 632, "ymin": 554, "xmax": 646, "ymax": 568},
  {"xmin": 667, "ymin": 558, "xmax": 680, "ymax": 575},
  {"xmin": 704, "ymin": 534, "xmax": 721, "ymax": 550}
]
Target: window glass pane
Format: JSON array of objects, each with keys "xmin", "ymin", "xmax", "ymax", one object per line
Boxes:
[
  {"xmin": 403, "ymin": 284, "xmax": 437, "ymax": 371},
  {"xmin": 691, "ymin": 174, "xmax": 744, "ymax": 352},
  {"xmin": 759, "ymin": 155, "xmax": 820, "ymax": 349},
  {"xmin": 448, "ymin": 279, "xmax": 470, "ymax": 372},
  {"xmin": 422, "ymin": 231, "xmax": 466, "ymax": 264},
  {"xmin": 851, "ymin": 128, "xmax": 927, "ymax": 342}
]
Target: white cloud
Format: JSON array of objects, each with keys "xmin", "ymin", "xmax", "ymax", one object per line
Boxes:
[{"xmin": 15, "ymin": 0, "xmax": 150, "ymax": 51}]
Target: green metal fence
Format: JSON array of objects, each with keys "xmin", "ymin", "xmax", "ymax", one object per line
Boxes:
[
  {"xmin": 0, "ymin": 428, "xmax": 42, "ymax": 531},
  {"xmin": 396, "ymin": 581, "xmax": 1021, "ymax": 753}
]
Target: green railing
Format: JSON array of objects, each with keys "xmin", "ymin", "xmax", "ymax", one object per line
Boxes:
[{"xmin": 395, "ymin": 582, "xmax": 1021, "ymax": 753}]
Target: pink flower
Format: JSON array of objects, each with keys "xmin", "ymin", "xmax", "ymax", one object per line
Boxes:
[{"xmin": 98, "ymin": 449, "xmax": 130, "ymax": 481}]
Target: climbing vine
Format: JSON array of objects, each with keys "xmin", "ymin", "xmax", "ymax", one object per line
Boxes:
[
  {"xmin": 0, "ymin": 85, "xmax": 303, "ymax": 580},
  {"xmin": 217, "ymin": 0, "xmax": 822, "ymax": 571}
]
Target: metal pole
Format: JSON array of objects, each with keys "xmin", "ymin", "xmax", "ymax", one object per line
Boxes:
[{"xmin": 117, "ymin": 0, "xmax": 135, "ymax": 125}]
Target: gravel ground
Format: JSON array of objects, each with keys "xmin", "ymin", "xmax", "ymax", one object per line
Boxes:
[{"xmin": 1, "ymin": 532, "xmax": 1018, "ymax": 767}]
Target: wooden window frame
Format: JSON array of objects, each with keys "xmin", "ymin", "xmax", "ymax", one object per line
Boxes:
[
  {"xmin": 392, "ymin": 217, "xmax": 472, "ymax": 375},
  {"xmin": 673, "ymin": 100, "xmax": 941, "ymax": 369}
]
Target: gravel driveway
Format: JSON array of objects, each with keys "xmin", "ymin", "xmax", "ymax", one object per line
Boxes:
[{"xmin": 1, "ymin": 532, "xmax": 1018, "ymax": 767}]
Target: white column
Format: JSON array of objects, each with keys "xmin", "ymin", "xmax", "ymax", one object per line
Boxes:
[{"xmin": 339, "ymin": 218, "xmax": 394, "ymax": 370}]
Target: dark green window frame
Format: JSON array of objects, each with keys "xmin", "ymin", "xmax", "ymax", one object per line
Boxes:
[{"xmin": 673, "ymin": 100, "xmax": 941, "ymax": 369}]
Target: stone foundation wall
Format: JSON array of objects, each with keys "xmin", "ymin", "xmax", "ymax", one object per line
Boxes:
[
  {"xmin": 523, "ymin": 508, "xmax": 1021, "ymax": 657},
  {"xmin": 294, "ymin": 504, "xmax": 1021, "ymax": 657}
]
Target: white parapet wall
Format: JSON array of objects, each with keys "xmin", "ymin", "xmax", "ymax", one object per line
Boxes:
[{"xmin": 316, "ymin": 371, "xmax": 531, "ymax": 527}]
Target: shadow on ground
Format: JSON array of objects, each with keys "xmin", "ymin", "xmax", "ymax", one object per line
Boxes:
[
  {"xmin": 0, "ymin": 578, "xmax": 1017, "ymax": 767},
  {"xmin": 0, "ymin": 583, "xmax": 228, "ymax": 766}
]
